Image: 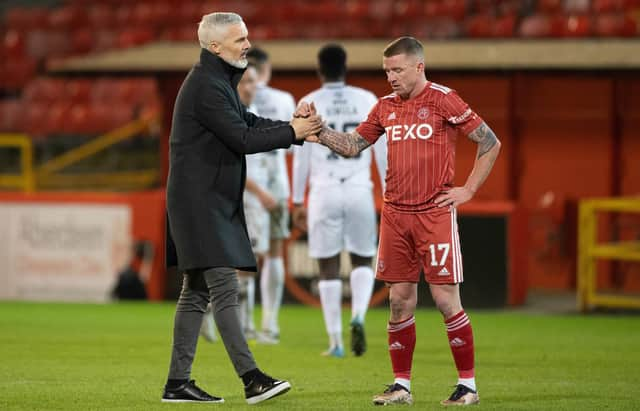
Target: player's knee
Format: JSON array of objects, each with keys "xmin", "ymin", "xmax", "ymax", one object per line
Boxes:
[
  {"xmin": 389, "ymin": 295, "xmax": 413, "ymax": 321},
  {"xmin": 434, "ymin": 298, "xmax": 461, "ymax": 319}
]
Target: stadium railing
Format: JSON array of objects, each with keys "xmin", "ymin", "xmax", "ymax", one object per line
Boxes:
[
  {"xmin": 0, "ymin": 134, "xmax": 35, "ymax": 192},
  {"xmin": 0, "ymin": 116, "xmax": 159, "ymax": 192},
  {"xmin": 577, "ymin": 197, "xmax": 640, "ymax": 311}
]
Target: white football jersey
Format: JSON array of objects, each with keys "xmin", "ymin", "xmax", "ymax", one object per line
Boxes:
[
  {"xmin": 252, "ymin": 83, "xmax": 296, "ymax": 201},
  {"xmin": 292, "ymin": 82, "xmax": 387, "ymax": 204},
  {"xmin": 245, "ymin": 104, "xmax": 270, "ymax": 206}
]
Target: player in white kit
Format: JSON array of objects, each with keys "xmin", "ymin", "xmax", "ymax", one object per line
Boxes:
[
  {"xmin": 247, "ymin": 47, "xmax": 296, "ymax": 344},
  {"xmin": 292, "ymin": 44, "xmax": 387, "ymax": 357}
]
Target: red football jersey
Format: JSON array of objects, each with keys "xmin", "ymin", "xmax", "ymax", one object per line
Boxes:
[{"xmin": 356, "ymin": 81, "xmax": 483, "ymax": 211}]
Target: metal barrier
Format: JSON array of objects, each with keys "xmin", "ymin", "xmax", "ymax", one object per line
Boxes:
[
  {"xmin": 0, "ymin": 118, "xmax": 158, "ymax": 192},
  {"xmin": 577, "ymin": 197, "xmax": 640, "ymax": 311},
  {"xmin": 0, "ymin": 134, "xmax": 35, "ymax": 192}
]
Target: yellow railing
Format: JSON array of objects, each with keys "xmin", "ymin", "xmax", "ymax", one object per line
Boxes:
[
  {"xmin": 0, "ymin": 134, "xmax": 35, "ymax": 192},
  {"xmin": 577, "ymin": 197, "xmax": 640, "ymax": 312},
  {"xmin": 0, "ymin": 117, "xmax": 159, "ymax": 192}
]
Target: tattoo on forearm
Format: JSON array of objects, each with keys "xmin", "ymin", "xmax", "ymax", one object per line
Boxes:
[
  {"xmin": 318, "ymin": 128, "xmax": 370, "ymax": 157},
  {"xmin": 467, "ymin": 122, "xmax": 498, "ymax": 158}
]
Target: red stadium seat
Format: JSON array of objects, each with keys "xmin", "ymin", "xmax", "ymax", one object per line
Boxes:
[
  {"xmin": 494, "ymin": 14, "xmax": 517, "ymax": 37},
  {"xmin": 593, "ymin": 0, "xmax": 625, "ymax": 13},
  {"xmin": 131, "ymin": 3, "xmax": 154, "ymax": 26},
  {"xmin": 3, "ymin": 30, "xmax": 26, "ymax": 58},
  {"xmin": 0, "ymin": 100, "xmax": 23, "ymax": 132},
  {"xmin": 564, "ymin": 0, "xmax": 591, "ymax": 13},
  {"xmin": 621, "ymin": 14, "xmax": 638, "ymax": 36},
  {"xmin": 67, "ymin": 80, "xmax": 93, "ymax": 103},
  {"xmin": 47, "ymin": 5, "xmax": 86, "ymax": 30},
  {"xmin": 518, "ymin": 14, "xmax": 552, "ymax": 37},
  {"xmin": 91, "ymin": 78, "xmax": 120, "ymax": 102},
  {"xmin": 22, "ymin": 78, "xmax": 66, "ymax": 104},
  {"xmin": 5, "ymin": 8, "xmax": 49, "ymax": 30},
  {"xmin": 71, "ymin": 29, "xmax": 94, "ymax": 54},
  {"xmin": 44, "ymin": 101, "xmax": 73, "ymax": 135},
  {"xmin": 594, "ymin": 13, "xmax": 626, "ymax": 36},
  {"xmin": 87, "ymin": 5, "xmax": 116, "ymax": 29},
  {"xmin": 116, "ymin": 28, "xmax": 155, "ymax": 48},
  {"xmin": 179, "ymin": 2, "xmax": 203, "ymax": 25},
  {"xmin": 441, "ymin": 0, "xmax": 468, "ymax": 21},
  {"xmin": 345, "ymin": 0, "xmax": 369, "ymax": 19},
  {"xmin": 559, "ymin": 15, "xmax": 593, "ymax": 37},
  {"xmin": 465, "ymin": 14, "xmax": 494, "ymax": 37},
  {"xmin": 538, "ymin": 0, "xmax": 563, "ymax": 13},
  {"xmin": 21, "ymin": 103, "xmax": 49, "ymax": 137},
  {"xmin": 368, "ymin": 0, "xmax": 394, "ymax": 20},
  {"xmin": 94, "ymin": 31, "xmax": 117, "ymax": 52}
]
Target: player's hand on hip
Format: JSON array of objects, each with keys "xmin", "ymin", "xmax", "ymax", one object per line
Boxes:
[
  {"xmin": 291, "ymin": 115, "xmax": 323, "ymax": 140},
  {"xmin": 434, "ymin": 186, "xmax": 474, "ymax": 208},
  {"xmin": 292, "ymin": 205, "xmax": 307, "ymax": 232}
]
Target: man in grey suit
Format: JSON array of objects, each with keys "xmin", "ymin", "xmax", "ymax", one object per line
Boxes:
[{"xmin": 163, "ymin": 12, "xmax": 322, "ymax": 405}]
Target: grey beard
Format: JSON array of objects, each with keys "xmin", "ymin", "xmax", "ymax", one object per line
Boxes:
[{"xmin": 225, "ymin": 56, "xmax": 248, "ymax": 69}]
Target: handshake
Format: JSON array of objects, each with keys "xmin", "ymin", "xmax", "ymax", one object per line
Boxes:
[{"xmin": 290, "ymin": 101, "xmax": 322, "ymax": 143}]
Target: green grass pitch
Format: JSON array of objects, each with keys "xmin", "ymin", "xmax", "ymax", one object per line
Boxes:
[{"xmin": 0, "ymin": 302, "xmax": 639, "ymax": 410}]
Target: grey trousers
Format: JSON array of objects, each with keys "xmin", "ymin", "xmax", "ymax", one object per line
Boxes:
[{"xmin": 167, "ymin": 267, "xmax": 257, "ymax": 379}]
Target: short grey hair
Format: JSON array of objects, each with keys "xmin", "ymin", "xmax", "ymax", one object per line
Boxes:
[{"xmin": 197, "ymin": 12, "xmax": 243, "ymax": 48}]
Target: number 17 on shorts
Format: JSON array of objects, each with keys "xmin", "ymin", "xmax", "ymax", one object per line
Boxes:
[{"xmin": 375, "ymin": 206, "xmax": 463, "ymax": 285}]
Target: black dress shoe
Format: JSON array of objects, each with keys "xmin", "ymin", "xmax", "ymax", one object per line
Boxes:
[
  {"xmin": 244, "ymin": 372, "xmax": 291, "ymax": 404},
  {"xmin": 162, "ymin": 380, "xmax": 224, "ymax": 403}
]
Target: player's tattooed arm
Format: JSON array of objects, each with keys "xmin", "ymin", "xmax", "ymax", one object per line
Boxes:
[
  {"xmin": 467, "ymin": 122, "xmax": 499, "ymax": 159},
  {"xmin": 317, "ymin": 127, "xmax": 371, "ymax": 158}
]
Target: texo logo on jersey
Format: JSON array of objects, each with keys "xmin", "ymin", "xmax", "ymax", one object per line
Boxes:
[{"xmin": 385, "ymin": 123, "xmax": 433, "ymax": 141}]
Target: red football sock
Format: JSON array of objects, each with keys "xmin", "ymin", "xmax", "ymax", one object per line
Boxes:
[
  {"xmin": 387, "ymin": 316, "xmax": 416, "ymax": 380},
  {"xmin": 445, "ymin": 310, "xmax": 475, "ymax": 379}
]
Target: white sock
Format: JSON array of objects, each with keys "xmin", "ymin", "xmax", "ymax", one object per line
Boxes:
[
  {"xmin": 318, "ymin": 279, "xmax": 343, "ymax": 349},
  {"xmin": 245, "ymin": 276, "xmax": 255, "ymax": 332},
  {"xmin": 260, "ymin": 257, "xmax": 284, "ymax": 334},
  {"xmin": 350, "ymin": 266, "xmax": 374, "ymax": 324},
  {"xmin": 394, "ymin": 378, "xmax": 411, "ymax": 392},
  {"xmin": 458, "ymin": 377, "xmax": 476, "ymax": 392}
]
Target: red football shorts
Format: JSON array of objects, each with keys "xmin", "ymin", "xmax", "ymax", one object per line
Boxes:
[{"xmin": 375, "ymin": 205, "xmax": 463, "ymax": 284}]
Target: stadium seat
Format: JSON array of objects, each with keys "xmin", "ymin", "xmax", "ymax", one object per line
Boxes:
[
  {"xmin": 87, "ymin": 5, "xmax": 116, "ymax": 29},
  {"xmin": 441, "ymin": 0, "xmax": 468, "ymax": 21},
  {"xmin": 71, "ymin": 29, "xmax": 94, "ymax": 54},
  {"xmin": 44, "ymin": 102, "xmax": 73, "ymax": 135},
  {"xmin": 47, "ymin": 6, "xmax": 85, "ymax": 30},
  {"xmin": 519, "ymin": 14, "xmax": 552, "ymax": 37},
  {"xmin": 67, "ymin": 80, "xmax": 93, "ymax": 103},
  {"xmin": 21, "ymin": 103, "xmax": 49, "ymax": 137},
  {"xmin": 116, "ymin": 28, "xmax": 155, "ymax": 49},
  {"xmin": 465, "ymin": 13, "xmax": 494, "ymax": 37},
  {"xmin": 538, "ymin": 0, "xmax": 563, "ymax": 13},
  {"xmin": 22, "ymin": 78, "xmax": 66, "ymax": 103},
  {"xmin": 4, "ymin": 8, "xmax": 49, "ymax": 31},
  {"xmin": 3, "ymin": 30, "xmax": 26, "ymax": 58},
  {"xmin": 594, "ymin": 0, "xmax": 625, "ymax": 12},
  {"xmin": 0, "ymin": 100, "xmax": 22, "ymax": 132},
  {"xmin": 559, "ymin": 15, "xmax": 593, "ymax": 37},
  {"xmin": 494, "ymin": 14, "xmax": 517, "ymax": 37},
  {"xmin": 564, "ymin": 0, "xmax": 592, "ymax": 13}
]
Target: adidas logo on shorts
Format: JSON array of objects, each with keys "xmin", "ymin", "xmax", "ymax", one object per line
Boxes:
[{"xmin": 438, "ymin": 267, "xmax": 450, "ymax": 276}]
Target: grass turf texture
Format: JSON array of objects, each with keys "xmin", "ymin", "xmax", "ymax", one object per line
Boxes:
[{"xmin": 0, "ymin": 302, "xmax": 638, "ymax": 410}]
